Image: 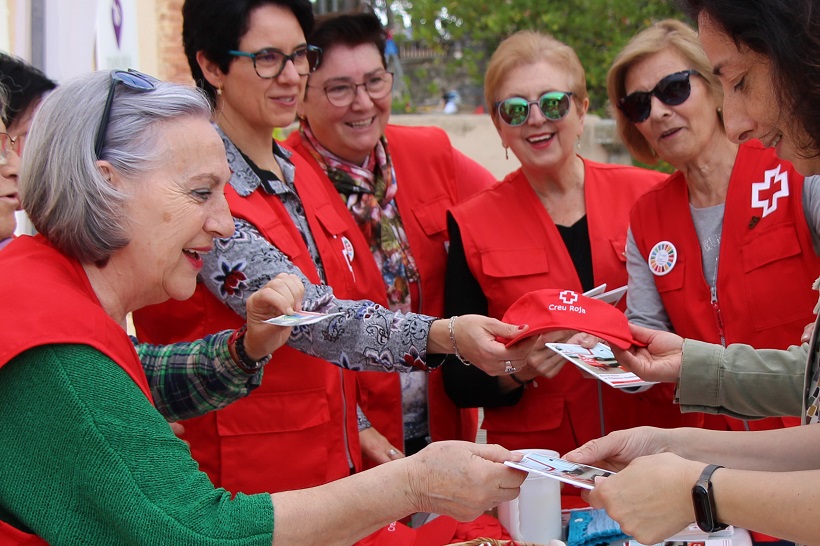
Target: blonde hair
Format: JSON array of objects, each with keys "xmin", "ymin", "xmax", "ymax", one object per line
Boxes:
[
  {"xmin": 607, "ymin": 19, "xmax": 723, "ymax": 164},
  {"xmin": 485, "ymin": 31, "xmax": 588, "ymax": 120}
]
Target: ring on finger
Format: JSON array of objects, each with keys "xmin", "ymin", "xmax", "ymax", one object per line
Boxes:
[
  {"xmin": 504, "ymin": 360, "xmax": 516, "ymax": 374},
  {"xmin": 388, "ymin": 448, "xmax": 398, "ymax": 457}
]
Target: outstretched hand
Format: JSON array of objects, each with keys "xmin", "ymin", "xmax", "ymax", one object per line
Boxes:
[
  {"xmin": 445, "ymin": 315, "xmax": 535, "ymax": 376},
  {"xmin": 244, "ymin": 273, "xmax": 305, "ymax": 361},
  {"xmin": 610, "ymin": 323, "xmax": 684, "ymax": 383}
]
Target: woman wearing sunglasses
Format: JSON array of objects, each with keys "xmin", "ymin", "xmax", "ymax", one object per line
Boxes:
[
  {"xmin": 134, "ymin": 0, "xmax": 530, "ymax": 500},
  {"xmin": 282, "ymin": 12, "xmax": 494, "ymax": 468},
  {"xmin": 442, "ymin": 31, "xmax": 686, "ymax": 458},
  {"xmin": 609, "ymin": 19, "xmax": 820, "ymax": 434}
]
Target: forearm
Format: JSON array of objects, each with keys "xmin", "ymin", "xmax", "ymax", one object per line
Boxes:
[
  {"xmin": 136, "ymin": 332, "xmax": 262, "ymax": 421},
  {"xmin": 711, "ymin": 467, "xmax": 820, "ymax": 544},
  {"xmin": 271, "ymin": 459, "xmax": 417, "ymax": 546},
  {"xmin": 625, "ymin": 228, "xmax": 673, "ymax": 331},
  {"xmin": 678, "ymin": 339, "xmax": 806, "ymax": 418},
  {"xmin": 666, "ymin": 425, "xmax": 820, "ymax": 471}
]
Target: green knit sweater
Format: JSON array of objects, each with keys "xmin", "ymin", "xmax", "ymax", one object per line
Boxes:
[{"xmin": 0, "ymin": 344, "xmax": 274, "ymax": 545}]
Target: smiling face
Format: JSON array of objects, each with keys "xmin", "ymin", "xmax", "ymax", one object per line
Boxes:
[
  {"xmin": 0, "ymin": 117, "xmax": 20, "ymax": 241},
  {"xmin": 698, "ymin": 13, "xmax": 820, "ymax": 175},
  {"xmin": 493, "ymin": 60, "xmax": 587, "ymax": 178},
  {"xmin": 209, "ymin": 4, "xmax": 308, "ymax": 132},
  {"xmin": 301, "ymin": 43, "xmax": 391, "ymax": 164},
  {"xmin": 115, "ymin": 116, "xmax": 233, "ymax": 307},
  {"xmin": 623, "ymin": 48, "xmax": 722, "ymax": 169}
]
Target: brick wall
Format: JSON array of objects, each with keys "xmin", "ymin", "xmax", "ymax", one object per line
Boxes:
[{"xmin": 155, "ymin": 0, "xmax": 191, "ymax": 83}]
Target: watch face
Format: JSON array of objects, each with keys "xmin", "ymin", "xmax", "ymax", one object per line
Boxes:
[{"xmin": 692, "ymin": 483, "xmax": 714, "ymax": 531}]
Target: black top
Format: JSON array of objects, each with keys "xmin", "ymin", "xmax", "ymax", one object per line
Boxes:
[{"xmin": 441, "ymin": 213, "xmax": 594, "ymax": 408}]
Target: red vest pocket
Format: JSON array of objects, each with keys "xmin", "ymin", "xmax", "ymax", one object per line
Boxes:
[
  {"xmin": 480, "ymin": 248, "xmax": 550, "ymax": 278},
  {"xmin": 411, "ymin": 195, "xmax": 452, "ymax": 239}
]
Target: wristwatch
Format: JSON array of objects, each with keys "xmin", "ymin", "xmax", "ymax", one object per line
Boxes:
[{"xmin": 691, "ymin": 464, "xmax": 728, "ymax": 533}]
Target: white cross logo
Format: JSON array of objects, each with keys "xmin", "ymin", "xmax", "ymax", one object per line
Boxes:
[
  {"xmin": 751, "ymin": 164, "xmax": 789, "ymax": 218},
  {"xmin": 559, "ymin": 290, "xmax": 578, "ymax": 305}
]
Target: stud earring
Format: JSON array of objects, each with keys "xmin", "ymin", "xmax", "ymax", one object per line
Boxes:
[{"xmin": 216, "ymin": 87, "xmax": 223, "ymax": 96}]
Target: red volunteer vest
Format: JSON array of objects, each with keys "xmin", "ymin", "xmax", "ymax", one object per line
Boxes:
[
  {"xmin": 630, "ymin": 141, "xmax": 817, "ymax": 431},
  {"xmin": 286, "ymin": 125, "xmax": 483, "ymax": 451},
  {"xmin": 134, "ymin": 147, "xmax": 388, "ymax": 494},
  {"xmin": 451, "ymin": 160, "xmax": 691, "ymax": 455},
  {"xmin": 0, "ymin": 235, "xmax": 152, "ymax": 545}
]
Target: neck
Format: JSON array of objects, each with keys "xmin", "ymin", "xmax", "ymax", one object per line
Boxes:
[
  {"xmin": 82, "ymin": 258, "xmax": 139, "ymax": 329},
  {"xmin": 677, "ymin": 136, "xmax": 738, "ymax": 208},
  {"xmin": 215, "ymin": 107, "xmax": 282, "ymax": 176},
  {"xmin": 523, "ymin": 154, "xmax": 586, "ymax": 226}
]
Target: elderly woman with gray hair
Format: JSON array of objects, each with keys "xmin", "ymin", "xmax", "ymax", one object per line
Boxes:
[{"xmin": 0, "ymin": 70, "xmax": 525, "ymax": 545}]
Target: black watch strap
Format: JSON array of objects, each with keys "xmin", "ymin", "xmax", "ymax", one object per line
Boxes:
[
  {"xmin": 229, "ymin": 325, "xmax": 272, "ymax": 373},
  {"xmin": 692, "ymin": 464, "xmax": 728, "ymax": 533}
]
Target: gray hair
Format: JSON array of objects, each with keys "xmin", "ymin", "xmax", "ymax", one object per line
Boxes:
[{"xmin": 20, "ymin": 70, "xmax": 213, "ymax": 264}]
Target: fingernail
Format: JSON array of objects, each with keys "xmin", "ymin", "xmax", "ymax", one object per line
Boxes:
[{"xmin": 518, "ymin": 324, "xmax": 528, "ymax": 330}]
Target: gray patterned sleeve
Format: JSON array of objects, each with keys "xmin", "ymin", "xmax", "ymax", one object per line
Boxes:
[
  {"xmin": 199, "ymin": 218, "xmax": 437, "ymax": 373},
  {"xmin": 625, "ymin": 227, "xmax": 673, "ymax": 331}
]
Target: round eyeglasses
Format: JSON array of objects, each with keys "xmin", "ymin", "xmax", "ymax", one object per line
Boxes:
[
  {"xmin": 309, "ymin": 72, "xmax": 394, "ymax": 108},
  {"xmin": 227, "ymin": 45, "xmax": 322, "ymax": 79},
  {"xmin": 495, "ymin": 91, "xmax": 574, "ymax": 126},
  {"xmin": 0, "ymin": 133, "xmax": 22, "ymax": 166},
  {"xmin": 617, "ymin": 70, "xmax": 700, "ymax": 124}
]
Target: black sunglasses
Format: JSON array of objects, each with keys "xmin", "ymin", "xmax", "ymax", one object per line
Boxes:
[
  {"xmin": 495, "ymin": 91, "xmax": 574, "ymax": 127},
  {"xmin": 617, "ymin": 70, "xmax": 700, "ymax": 124},
  {"xmin": 94, "ymin": 70, "xmax": 157, "ymax": 159}
]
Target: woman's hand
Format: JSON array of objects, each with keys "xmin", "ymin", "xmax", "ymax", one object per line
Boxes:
[
  {"xmin": 583, "ymin": 452, "xmax": 704, "ymax": 544},
  {"xmin": 243, "ymin": 273, "xmax": 305, "ymax": 361},
  {"xmin": 360, "ymin": 426, "xmax": 404, "ymax": 465},
  {"xmin": 511, "ymin": 330, "xmax": 598, "ymax": 381},
  {"xmin": 610, "ymin": 323, "xmax": 684, "ymax": 383},
  {"xmin": 429, "ymin": 315, "xmax": 534, "ymax": 376},
  {"xmin": 564, "ymin": 426, "xmax": 673, "ymax": 471},
  {"xmin": 405, "ymin": 441, "xmax": 526, "ymax": 521}
]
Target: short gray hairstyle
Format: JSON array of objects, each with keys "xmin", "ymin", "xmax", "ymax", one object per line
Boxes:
[{"xmin": 20, "ymin": 70, "xmax": 213, "ymax": 264}]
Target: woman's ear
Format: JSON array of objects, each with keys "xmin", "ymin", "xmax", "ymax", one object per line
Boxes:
[
  {"xmin": 96, "ymin": 161, "xmax": 124, "ymax": 190},
  {"xmin": 196, "ymin": 50, "xmax": 226, "ymax": 90}
]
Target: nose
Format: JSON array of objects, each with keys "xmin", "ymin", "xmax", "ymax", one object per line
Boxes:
[
  {"xmin": 207, "ymin": 191, "xmax": 235, "ymax": 239},
  {"xmin": 647, "ymin": 95, "xmax": 673, "ymax": 121},
  {"xmin": 277, "ymin": 58, "xmax": 303, "ymax": 84},
  {"xmin": 526, "ymin": 102, "xmax": 547, "ymax": 126},
  {"xmin": 721, "ymin": 94, "xmax": 755, "ymax": 144},
  {"xmin": 0, "ymin": 149, "xmax": 21, "ymax": 184}
]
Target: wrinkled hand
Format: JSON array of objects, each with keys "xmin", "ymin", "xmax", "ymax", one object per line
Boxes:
[
  {"xmin": 405, "ymin": 441, "xmax": 526, "ymax": 521},
  {"xmin": 360, "ymin": 426, "xmax": 404, "ymax": 465},
  {"xmin": 564, "ymin": 426, "xmax": 671, "ymax": 472},
  {"xmin": 244, "ymin": 273, "xmax": 305, "ymax": 361},
  {"xmin": 511, "ymin": 330, "xmax": 598, "ymax": 380},
  {"xmin": 802, "ymin": 321, "xmax": 815, "ymax": 344},
  {"xmin": 584, "ymin": 452, "xmax": 703, "ymax": 544},
  {"xmin": 610, "ymin": 324, "xmax": 683, "ymax": 383},
  {"xmin": 168, "ymin": 422, "xmax": 189, "ymax": 447},
  {"xmin": 450, "ymin": 315, "xmax": 534, "ymax": 376}
]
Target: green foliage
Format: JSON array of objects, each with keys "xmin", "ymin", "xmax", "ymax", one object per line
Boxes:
[{"xmin": 397, "ymin": 0, "xmax": 687, "ymax": 116}]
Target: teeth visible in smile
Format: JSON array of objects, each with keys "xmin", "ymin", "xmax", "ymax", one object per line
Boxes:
[
  {"xmin": 347, "ymin": 119, "xmax": 372, "ymax": 128},
  {"xmin": 183, "ymin": 249, "xmax": 200, "ymax": 259},
  {"xmin": 527, "ymin": 134, "xmax": 554, "ymax": 144}
]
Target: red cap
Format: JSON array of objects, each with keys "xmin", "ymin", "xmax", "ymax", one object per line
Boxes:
[{"xmin": 500, "ymin": 288, "xmax": 639, "ymax": 349}]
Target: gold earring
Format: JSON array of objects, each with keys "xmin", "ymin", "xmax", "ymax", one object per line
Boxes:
[
  {"xmin": 504, "ymin": 146, "xmax": 509, "ymax": 160},
  {"xmin": 216, "ymin": 87, "xmax": 223, "ymax": 96}
]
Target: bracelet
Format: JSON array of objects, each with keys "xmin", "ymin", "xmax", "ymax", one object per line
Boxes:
[
  {"xmin": 448, "ymin": 316, "xmax": 472, "ymax": 366},
  {"xmin": 228, "ymin": 325, "xmax": 272, "ymax": 374},
  {"xmin": 509, "ymin": 373, "xmax": 532, "ymax": 387}
]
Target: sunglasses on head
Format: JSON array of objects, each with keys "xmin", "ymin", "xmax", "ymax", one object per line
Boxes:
[
  {"xmin": 617, "ymin": 70, "xmax": 700, "ymax": 124},
  {"xmin": 95, "ymin": 69, "xmax": 157, "ymax": 159},
  {"xmin": 495, "ymin": 91, "xmax": 574, "ymax": 126}
]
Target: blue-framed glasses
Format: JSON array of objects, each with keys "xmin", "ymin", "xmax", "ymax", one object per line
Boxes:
[
  {"xmin": 227, "ymin": 45, "xmax": 322, "ymax": 79},
  {"xmin": 95, "ymin": 69, "xmax": 157, "ymax": 158},
  {"xmin": 495, "ymin": 91, "xmax": 574, "ymax": 126}
]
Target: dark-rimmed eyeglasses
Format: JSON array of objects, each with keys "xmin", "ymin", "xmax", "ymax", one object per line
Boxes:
[
  {"xmin": 95, "ymin": 69, "xmax": 157, "ymax": 158},
  {"xmin": 0, "ymin": 133, "xmax": 22, "ymax": 166},
  {"xmin": 309, "ymin": 71, "xmax": 394, "ymax": 108},
  {"xmin": 227, "ymin": 45, "xmax": 322, "ymax": 79},
  {"xmin": 618, "ymin": 70, "xmax": 700, "ymax": 124},
  {"xmin": 495, "ymin": 91, "xmax": 574, "ymax": 126}
]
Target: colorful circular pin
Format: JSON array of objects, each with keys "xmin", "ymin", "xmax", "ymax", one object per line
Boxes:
[
  {"xmin": 341, "ymin": 236, "xmax": 355, "ymax": 261},
  {"xmin": 648, "ymin": 241, "xmax": 677, "ymax": 276}
]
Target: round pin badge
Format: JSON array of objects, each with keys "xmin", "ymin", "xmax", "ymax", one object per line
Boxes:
[
  {"xmin": 341, "ymin": 236, "xmax": 355, "ymax": 261},
  {"xmin": 648, "ymin": 241, "xmax": 677, "ymax": 276}
]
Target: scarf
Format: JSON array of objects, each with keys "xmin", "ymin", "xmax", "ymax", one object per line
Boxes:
[{"xmin": 300, "ymin": 121, "xmax": 419, "ymax": 313}]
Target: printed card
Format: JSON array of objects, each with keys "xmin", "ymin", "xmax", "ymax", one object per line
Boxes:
[
  {"xmin": 504, "ymin": 452, "xmax": 614, "ymax": 490},
  {"xmin": 264, "ymin": 311, "xmax": 343, "ymax": 326},
  {"xmin": 545, "ymin": 342, "xmax": 657, "ymax": 389}
]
